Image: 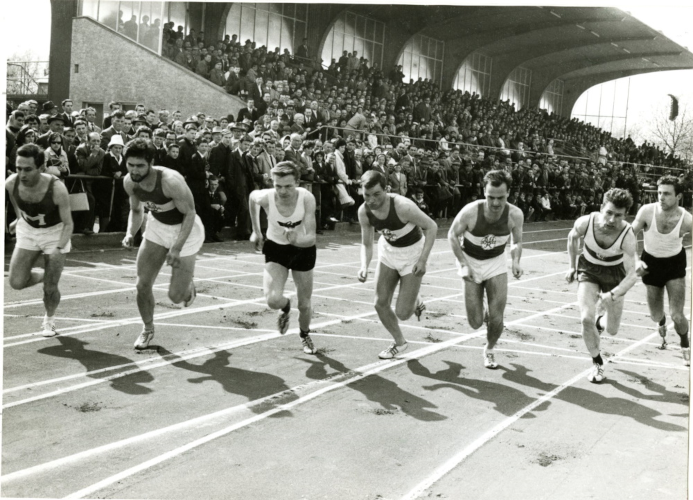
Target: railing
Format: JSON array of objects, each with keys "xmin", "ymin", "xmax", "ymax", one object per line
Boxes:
[{"xmin": 67, "ymin": 174, "xmax": 117, "ymax": 218}]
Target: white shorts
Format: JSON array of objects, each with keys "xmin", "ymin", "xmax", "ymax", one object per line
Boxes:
[
  {"xmin": 143, "ymin": 213, "xmax": 204, "ymax": 257},
  {"xmin": 15, "ymin": 218, "xmax": 71, "ymax": 254},
  {"xmin": 378, "ymin": 236, "xmax": 424, "ymax": 276},
  {"xmin": 457, "ymin": 251, "xmax": 507, "ymax": 283}
]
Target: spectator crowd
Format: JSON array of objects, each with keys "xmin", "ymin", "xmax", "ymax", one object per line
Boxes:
[{"xmin": 6, "ymin": 27, "xmax": 692, "ymax": 244}]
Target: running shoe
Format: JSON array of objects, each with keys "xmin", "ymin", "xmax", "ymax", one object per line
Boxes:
[
  {"xmin": 483, "ymin": 346, "xmax": 498, "ymax": 369},
  {"xmin": 378, "ymin": 341, "xmax": 408, "ymax": 359},
  {"xmin": 301, "ymin": 334, "xmax": 317, "ymax": 354},
  {"xmin": 184, "ymin": 281, "xmax": 196, "ymax": 308},
  {"xmin": 587, "ymin": 362, "xmax": 605, "ymax": 383},
  {"xmin": 134, "ymin": 329, "xmax": 155, "ymax": 350},
  {"xmin": 277, "ymin": 302, "xmax": 291, "ymax": 335},
  {"xmin": 414, "ymin": 300, "xmax": 426, "ymax": 322},
  {"xmin": 41, "ymin": 321, "xmax": 58, "ymax": 338},
  {"xmin": 595, "ymin": 315, "xmax": 604, "ymax": 335},
  {"xmin": 682, "ymin": 347, "xmax": 691, "ymax": 367},
  {"xmin": 658, "ymin": 317, "xmax": 667, "ymax": 345}
]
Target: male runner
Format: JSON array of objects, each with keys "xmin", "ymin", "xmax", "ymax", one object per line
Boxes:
[
  {"xmin": 6, "ymin": 144, "xmax": 74, "ymax": 336},
  {"xmin": 357, "ymin": 170, "xmax": 437, "ymax": 359},
  {"xmin": 631, "ymin": 176, "xmax": 691, "ymax": 365},
  {"xmin": 566, "ymin": 188, "xmax": 638, "ymax": 382},
  {"xmin": 122, "ymin": 138, "xmax": 204, "ymax": 349},
  {"xmin": 448, "ymin": 170, "xmax": 524, "ymax": 369},
  {"xmin": 249, "ymin": 161, "xmax": 319, "ymax": 354}
]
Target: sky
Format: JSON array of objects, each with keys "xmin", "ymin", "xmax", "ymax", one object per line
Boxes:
[{"xmin": 2, "ymin": 0, "xmax": 693, "ymax": 140}]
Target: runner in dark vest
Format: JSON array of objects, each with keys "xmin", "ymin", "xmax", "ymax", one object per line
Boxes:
[
  {"xmin": 5, "ymin": 144, "xmax": 74, "ymax": 337},
  {"xmin": 122, "ymin": 138, "xmax": 205, "ymax": 350}
]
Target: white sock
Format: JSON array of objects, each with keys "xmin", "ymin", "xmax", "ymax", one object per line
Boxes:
[{"xmin": 44, "ymin": 314, "xmax": 55, "ymax": 324}]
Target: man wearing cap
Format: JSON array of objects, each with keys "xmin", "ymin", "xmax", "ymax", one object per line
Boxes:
[{"xmin": 42, "ymin": 101, "xmax": 58, "ymax": 117}]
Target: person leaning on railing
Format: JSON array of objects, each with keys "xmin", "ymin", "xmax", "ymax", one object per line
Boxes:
[{"xmin": 73, "ymin": 132, "xmax": 104, "ymax": 235}]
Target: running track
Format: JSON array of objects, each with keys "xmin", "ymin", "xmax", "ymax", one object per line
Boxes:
[{"xmin": 2, "ymin": 220, "xmax": 690, "ymax": 499}]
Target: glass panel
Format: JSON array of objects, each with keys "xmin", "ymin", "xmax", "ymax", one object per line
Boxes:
[
  {"xmin": 295, "ymin": 4, "xmax": 306, "ymax": 20},
  {"xmin": 283, "ymin": 4, "xmax": 294, "ymax": 18},
  {"xmin": 402, "ymin": 51, "xmax": 412, "ymax": 80},
  {"xmin": 343, "ymin": 35, "xmax": 354, "ymax": 53},
  {"xmin": 355, "ymin": 16, "xmax": 365, "ymax": 39},
  {"xmin": 334, "ymin": 15, "xmax": 345, "ymax": 34},
  {"xmin": 332, "ymin": 33, "xmax": 343, "ymax": 61},
  {"xmin": 256, "ymin": 3, "xmax": 269, "ymax": 12},
  {"xmin": 353, "ymin": 38, "xmax": 364, "ymax": 59},
  {"xmin": 255, "ymin": 9, "xmax": 269, "ymax": 48},
  {"xmin": 169, "ymin": 2, "xmax": 188, "ymax": 37},
  {"xmin": 375, "ymin": 21, "xmax": 383, "ymax": 41},
  {"xmin": 364, "ymin": 41, "xmax": 373, "ymax": 64},
  {"xmin": 412, "ymin": 35, "xmax": 421, "ymax": 54},
  {"xmin": 142, "ymin": 1, "xmax": 164, "ymax": 52},
  {"xmin": 268, "ymin": 13, "xmax": 282, "ymax": 52},
  {"xmin": 280, "ymin": 18, "xmax": 293, "ymax": 53},
  {"xmin": 344, "ymin": 13, "xmax": 355, "ymax": 35},
  {"xmin": 295, "ymin": 20, "xmax": 306, "ymax": 45},
  {"xmin": 321, "ymin": 32, "xmax": 333, "ymax": 67},
  {"xmin": 366, "ymin": 19, "xmax": 374, "ymax": 40},
  {"xmin": 374, "ymin": 44, "xmax": 382, "ymax": 68},
  {"xmin": 98, "ymin": 0, "xmax": 119, "ymax": 31},
  {"xmin": 81, "ymin": 0, "xmax": 98, "ymax": 19},
  {"xmin": 240, "ymin": 5, "xmax": 255, "ymax": 42},
  {"xmin": 270, "ymin": 3, "xmax": 282, "ymax": 15}
]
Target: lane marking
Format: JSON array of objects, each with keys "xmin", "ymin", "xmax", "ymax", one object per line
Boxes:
[{"xmin": 399, "ymin": 329, "xmax": 664, "ymax": 500}]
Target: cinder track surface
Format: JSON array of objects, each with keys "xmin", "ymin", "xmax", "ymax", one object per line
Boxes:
[{"xmin": 2, "ymin": 221, "xmax": 690, "ymax": 499}]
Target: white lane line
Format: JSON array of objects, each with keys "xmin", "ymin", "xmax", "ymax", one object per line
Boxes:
[
  {"xmin": 3, "ymin": 287, "xmax": 135, "ymax": 309},
  {"xmin": 399, "ymin": 329, "xmax": 664, "ymax": 500},
  {"xmin": 51, "ymin": 300, "xmax": 576, "ymax": 499}
]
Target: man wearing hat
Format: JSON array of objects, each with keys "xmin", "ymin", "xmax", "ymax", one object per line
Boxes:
[
  {"xmin": 228, "ymin": 122, "xmax": 246, "ymax": 150},
  {"xmin": 36, "ymin": 114, "xmax": 65, "ymax": 150},
  {"xmin": 209, "ymin": 126, "xmax": 223, "ymax": 148},
  {"xmin": 42, "ymin": 100, "xmax": 58, "ymax": 117}
]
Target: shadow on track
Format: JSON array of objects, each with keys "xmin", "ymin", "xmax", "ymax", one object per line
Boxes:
[{"xmin": 37, "ymin": 336, "xmax": 154, "ymax": 395}]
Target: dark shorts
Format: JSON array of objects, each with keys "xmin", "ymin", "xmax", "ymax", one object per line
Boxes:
[
  {"xmin": 641, "ymin": 248, "xmax": 687, "ymax": 288},
  {"xmin": 263, "ymin": 239, "xmax": 316, "ymax": 272},
  {"xmin": 577, "ymin": 255, "xmax": 626, "ymax": 293}
]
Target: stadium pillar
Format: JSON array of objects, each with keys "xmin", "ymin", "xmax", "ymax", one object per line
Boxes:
[{"xmin": 49, "ymin": 0, "xmax": 77, "ymax": 104}]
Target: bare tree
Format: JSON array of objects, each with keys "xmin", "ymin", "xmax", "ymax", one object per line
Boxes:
[
  {"xmin": 6, "ymin": 49, "xmax": 48, "ymax": 95},
  {"xmin": 646, "ymin": 100, "xmax": 693, "ymax": 162}
]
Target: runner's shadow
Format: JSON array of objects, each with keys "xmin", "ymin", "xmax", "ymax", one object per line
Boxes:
[
  {"xmin": 501, "ymin": 363, "xmax": 687, "ymax": 432},
  {"xmin": 611, "ymin": 369, "xmax": 690, "ymax": 406},
  {"xmin": 407, "ymin": 359, "xmax": 546, "ymax": 417},
  {"xmin": 37, "ymin": 336, "xmax": 153, "ymax": 395},
  {"xmin": 297, "ymin": 353, "xmax": 447, "ymax": 422},
  {"xmin": 158, "ymin": 347, "xmax": 297, "ymax": 417}
]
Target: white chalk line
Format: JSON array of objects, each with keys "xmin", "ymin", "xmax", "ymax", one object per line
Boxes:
[
  {"xmin": 399, "ymin": 328, "xmax": 665, "ymax": 500},
  {"xmin": 12, "ymin": 300, "xmax": 571, "ymax": 497}
]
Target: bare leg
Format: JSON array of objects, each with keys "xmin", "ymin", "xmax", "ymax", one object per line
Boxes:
[
  {"xmin": 42, "ymin": 252, "xmax": 66, "ymax": 317},
  {"xmin": 577, "ymin": 281, "xmax": 602, "ymax": 357},
  {"xmin": 394, "ymin": 272, "xmax": 424, "ymax": 322},
  {"xmin": 463, "ymin": 279, "xmax": 485, "ymax": 330},
  {"xmin": 666, "ymin": 278, "xmax": 689, "ymax": 341},
  {"xmin": 135, "ymin": 239, "xmax": 167, "ymax": 330},
  {"xmin": 291, "ymin": 269, "xmax": 314, "ymax": 332},
  {"xmin": 374, "ymin": 263, "xmax": 405, "ymax": 345},
  {"xmin": 484, "ymin": 273, "xmax": 508, "ymax": 349},
  {"xmin": 167, "ymin": 254, "xmax": 197, "ymax": 304},
  {"xmin": 8, "ymin": 247, "xmax": 44, "ymax": 290},
  {"xmin": 263, "ymin": 262, "xmax": 290, "ymax": 310}
]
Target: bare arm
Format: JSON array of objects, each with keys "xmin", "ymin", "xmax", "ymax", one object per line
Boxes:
[
  {"xmin": 601, "ymin": 229, "xmax": 639, "ymax": 301},
  {"xmin": 249, "ymin": 189, "xmax": 269, "ymax": 251},
  {"xmin": 357, "ymin": 204, "xmax": 374, "ymax": 282},
  {"xmin": 630, "ymin": 204, "xmax": 650, "ymax": 238},
  {"xmin": 51, "ymin": 180, "xmax": 74, "ymax": 251},
  {"xmin": 5, "ymin": 175, "xmax": 21, "ymax": 232},
  {"xmin": 164, "ymin": 172, "xmax": 197, "ymax": 257},
  {"xmin": 565, "ymin": 215, "xmax": 589, "ymax": 283},
  {"xmin": 122, "ymin": 177, "xmax": 144, "ymax": 247},
  {"xmin": 509, "ymin": 205, "xmax": 524, "ymax": 279},
  {"xmin": 447, "ymin": 202, "xmax": 474, "ymax": 271},
  {"xmin": 396, "ymin": 196, "xmax": 438, "ymax": 277}
]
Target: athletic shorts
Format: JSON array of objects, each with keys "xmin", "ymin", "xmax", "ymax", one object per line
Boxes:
[
  {"xmin": 263, "ymin": 238, "xmax": 316, "ymax": 272},
  {"xmin": 577, "ymin": 255, "xmax": 626, "ymax": 292},
  {"xmin": 641, "ymin": 248, "xmax": 687, "ymax": 288},
  {"xmin": 143, "ymin": 213, "xmax": 204, "ymax": 257},
  {"xmin": 15, "ymin": 218, "xmax": 71, "ymax": 254},
  {"xmin": 378, "ymin": 235, "xmax": 424, "ymax": 277},
  {"xmin": 457, "ymin": 251, "xmax": 507, "ymax": 284}
]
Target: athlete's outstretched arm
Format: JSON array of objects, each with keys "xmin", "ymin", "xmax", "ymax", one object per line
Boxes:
[
  {"xmin": 165, "ymin": 173, "xmax": 197, "ymax": 268},
  {"xmin": 509, "ymin": 206, "xmax": 524, "ymax": 279},
  {"xmin": 122, "ymin": 178, "xmax": 144, "ymax": 249},
  {"xmin": 566, "ymin": 215, "xmax": 589, "ymax": 283},
  {"xmin": 448, "ymin": 203, "xmax": 477, "ymax": 281},
  {"xmin": 249, "ymin": 189, "xmax": 268, "ymax": 251},
  {"xmin": 52, "ymin": 180, "xmax": 74, "ymax": 252},
  {"xmin": 357, "ymin": 204, "xmax": 374, "ymax": 282},
  {"xmin": 631, "ymin": 205, "xmax": 650, "ymax": 277},
  {"xmin": 397, "ymin": 197, "xmax": 437, "ymax": 277}
]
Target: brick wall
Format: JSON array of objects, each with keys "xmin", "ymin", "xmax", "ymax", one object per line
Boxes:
[{"xmin": 70, "ymin": 16, "xmax": 244, "ymax": 121}]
